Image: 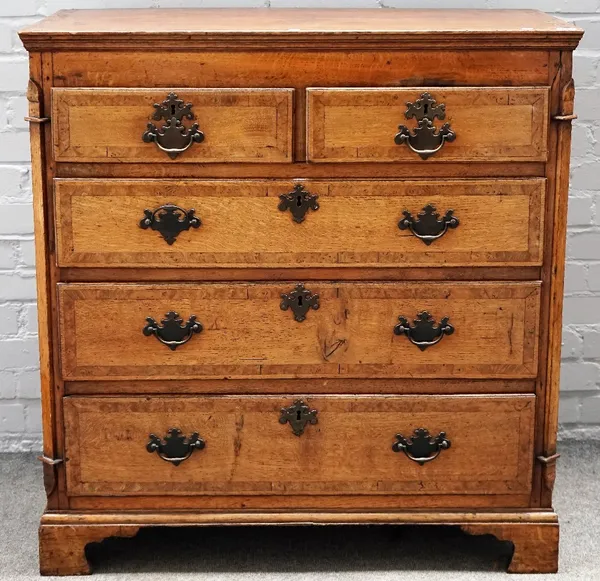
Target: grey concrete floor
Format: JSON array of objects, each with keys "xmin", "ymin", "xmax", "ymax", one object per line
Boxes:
[{"xmin": 0, "ymin": 441, "xmax": 599, "ymax": 580}]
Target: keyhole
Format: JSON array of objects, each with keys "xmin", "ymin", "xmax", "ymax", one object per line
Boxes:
[
  {"xmin": 297, "ymin": 296, "xmax": 303, "ymax": 307},
  {"xmin": 423, "ymin": 103, "xmax": 429, "ymax": 116},
  {"xmin": 171, "ymin": 104, "xmax": 176, "ymax": 116},
  {"xmin": 296, "ymin": 195, "xmax": 303, "ymax": 207},
  {"xmin": 296, "ymin": 410, "xmax": 302, "ymax": 421}
]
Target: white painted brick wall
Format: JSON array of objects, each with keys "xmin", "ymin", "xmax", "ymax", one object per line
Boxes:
[{"xmin": 1, "ymin": 0, "xmax": 599, "ymax": 451}]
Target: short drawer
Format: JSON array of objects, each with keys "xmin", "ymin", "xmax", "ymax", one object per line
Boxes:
[
  {"xmin": 55, "ymin": 178, "xmax": 545, "ymax": 268},
  {"xmin": 307, "ymin": 87, "xmax": 548, "ymax": 163},
  {"xmin": 58, "ymin": 282, "xmax": 540, "ymax": 380},
  {"xmin": 63, "ymin": 394, "xmax": 535, "ymax": 497},
  {"xmin": 52, "ymin": 88, "xmax": 293, "ymax": 163}
]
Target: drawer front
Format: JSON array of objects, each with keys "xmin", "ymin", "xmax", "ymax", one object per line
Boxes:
[
  {"xmin": 64, "ymin": 394, "xmax": 535, "ymax": 497},
  {"xmin": 58, "ymin": 282, "xmax": 540, "ymax": 380},
  {"xmin": 307, "ymin": 87, "xmax": 548, "ymax": 163},
  {"xmin": 52, "ymin": 88, "xmax": 293, "ymax": 163},
  {"xmin": 55, "ymin": 178, "xmax": 545, "ymax": 268}
]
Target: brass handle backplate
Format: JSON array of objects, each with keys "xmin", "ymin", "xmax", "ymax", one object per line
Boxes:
[
  {"xmin": 147, "ymin": 428, "xmax": 205, "ymax": 466},
  {"xmin": 140, "ymin": 204, "xmax": 201, "ymax": 245},
  {"xmin": 398, "ymin": 204, "xmax": 459, "ymax": 245},
  {"xmin": 393, "ymin": 311, "xmax": 454, "ymax": 351},
  {"xmin": 142, "ymin": 92, "xmax": 205, "ymax": 159},
  {"xmin": 392, "ymin": 428, "xmax": 451, "ymax": 465},
  {"xmin": 394, "ymin": 92, "xmax": 456, "ymax": 160},
  {"xmin": 143, "ymin": 311, "xmax": 203, "ymax": 351}
]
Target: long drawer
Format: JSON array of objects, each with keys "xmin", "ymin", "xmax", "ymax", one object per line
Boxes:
[
  {"xmin": 307, "ymin": 87, "xmax": 549, "ymax": 163},
  {"xmin": 58, "ymin": 282, "xmax": 541, "ymax": 380},
  {"xmin": 63, "ymin": 394, "xmax": 535, "ymax": 498},
  {"xmin": 52, "ymin": 88, "xmax": 294, "ymax": 163},
  {"xmin": 55, "ymin": 178, "xmax": 545, "ymax": 268}
]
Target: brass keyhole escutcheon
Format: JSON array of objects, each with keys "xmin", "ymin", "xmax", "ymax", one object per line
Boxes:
[
  {"xmin": 280, "ymin": 283, "xmax": 319, "ymax": 322},
  {"xmin": 278, "ymin": 184, "xmax": 319, "ymax": 223},
  {"xmin": 279, "ymin": 400, "xmax": 318, "ymax": 437}
]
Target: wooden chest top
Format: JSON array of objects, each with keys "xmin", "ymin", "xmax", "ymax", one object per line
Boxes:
[{"xmin": 20, "ymin": 8, "xmax": 582, "ymax": 50}]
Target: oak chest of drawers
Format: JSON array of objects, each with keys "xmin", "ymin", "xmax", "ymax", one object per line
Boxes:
[{"xmin": 19, "ymin": 9, "xmax": 583, "ymax": 575}]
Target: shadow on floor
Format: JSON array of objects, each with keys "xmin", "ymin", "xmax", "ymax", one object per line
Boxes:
[{"xmin": 87, "ymin": 524, "xmax": 513, "ymax": 574}]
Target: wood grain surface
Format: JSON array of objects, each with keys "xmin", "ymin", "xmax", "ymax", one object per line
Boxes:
[
  {"xmin": 63, "ymin": 394, "xmax": 535, "ymax": 497},
  {"xmin": 57, "ymin": 282, "xmax": 541, "ymax": 380},
  {"xmin": 52, "ymin": 88, "xmax": 293, "ymax": 163},
  {"xmin": 54, "ymin": 178, "xmax": 545, "ymax": 268},
  {"xmin": 307, "ymin": 87, "xmax": 549, "ymax": 163}
]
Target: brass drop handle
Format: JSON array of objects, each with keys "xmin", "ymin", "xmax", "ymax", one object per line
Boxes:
[
  {"xmin": 392, "ymin": 428, "xmax": 451, "ymax": 465},
  {"xmin": 147, "ymin": 428, "xmax": 205, "ymax": 466},
  {"xmin": 398, "ymin": 204, "xmax": 459, "ymax": 246},
  {"xmin": 393, "ymin": 311, "xmax": 453, "ymax": 351},
  {"xmin": 140, "ymin": 204, "xmax": 201, "ymax": 245},
  {"xmin": 142, "ymin": 92, "xmax": 205, "ymax": 160},
  {"xmin": 143, "ymin": 311, "xmax": 203, "ymax": 351},
  {"xmin": 394, "ymin": 92, "xmax": 456, "ymax": 160}
]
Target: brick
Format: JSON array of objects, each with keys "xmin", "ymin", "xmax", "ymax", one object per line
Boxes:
[
  {"xmin": 583, "ymin": 329, "xmax": 600, "ymax": 359},
  {"xmin": 591, "ymin": 126, "xmax": 600, "ymax": 158},
  {"xmin": 0, "ymin": 166, "xmax": 26, "ymax": 201},
  {"xmin": 42, "ymin": 0, "xmax": 159, "ymax": 13},
  {"xmin": 0, "ymin": 23, "xmax": 13, "ymax": 53},
  {"xmin": 0, "ymin": 273, "xmax": 36, "ymax": 300},
  {"xmin": 574, "ymin": 88, "xmax": 600, "ymax": 122},
  {"xmin": 0, "ymin": 99, "xmax": 7, "ymax": 130},
  {"xmin": 570, "ymin": 162, "xmax": 600, "ymax": 190},
  {"xmin": 567, "ymin": 232, "xmax": 600, "ymax": 260},
  {"xmin": 567, "ymin": 196, "xmax": 594, "ymax": 226},
  {"xmin": 16, "ymin": 370, "xmax": 40, "ymax": 399},
  {"xmin": 580, "ymin": 395, "xmax": 600, "ymax": 423},
  {"xmin": 571, "ymin": 123, "xmax": 592, "ymax": 161},
  {"xmin": 0, "ymin": 132, "xmax": 30, "ymax": 163},
  {"xmin": 0, "ymin": 370, "xmax": 16, "ymax": 399},
  {"xmin": 0, "ymin": 403, "xmax": 24, "ymax": 432},
  {"xmin": 558, "ymin": 396, "xmax": 580, "ymax": 424},
  {"xmin": 0, "ymin": 338, "xmax": 39, "ymax": 369},
  {"xmin": 0, "ymin": 204, "xmax": 33, "ymax": 234},
  {"xmin": 564, "ymin": 297, "xmax": 600, "ymax": 324},
  {"xmin": 161, "ymin": 0, "xmax": 265, "ymax": 5},
  {"xmin": 25, "ymin": 303, "xmax": 37, "ymax": 334},
  {"xmin": 574, "ymin": 54, "xmax": 600, "ymax": 88},
  {"xmin": 560, "ymin": 361, "xmax": 600, "ymax": 391},
  {"xmin": 500, "ymin": 0, "xmax": 600, "ymax": 10},
  {"xmin": 0, "ymin": 304, "xmax": 19, "ymax": 336},
  {"xmin": 585, "ymin": 263, "xmax": 600, "ymax": 291},
  {"xmin": 273, "ymin": 0, "xmax": 376, "ymax": 6},
  {"xmin": 0, "ymin": 59, "xmax": 28, "ymax": 92},
  {"xmin": 571, "ymin": 19, "xmax": 600, "ymax": 50},
  {"xmin": 592, "ymin": 195, "xmax": 600, "ymax": 225},
  {"xmin": 19, "ymin": 239, "xmax": 35, "ymax": 267},
  {"xmin": 0, "ymin": 0, "xmax": 37, "ymax": 16},
  {"xmin": 564, "ymin": 262, "xmax": 587, "ymax": 294},
  {"xmin": 7, "ymin": 96, "xmax": 30, "ymax": 130},
  {"xmin": 0, "ymin": 241, "xmax": 16, "ymax": 269},
  {"xmin": 562, "ymin": 327, "xmax": 583, "ymax": 359},
  {"xmin": 383, "ymin": 0, "xmax": 485, "ymax": 6},
  {"xmin": 24, "ymin": 400, "xmax": 41, "ymax": 433}
]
